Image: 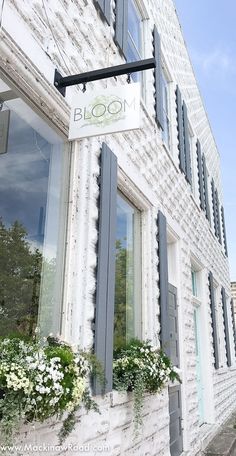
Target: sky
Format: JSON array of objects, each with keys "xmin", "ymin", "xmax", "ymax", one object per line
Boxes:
[{"xmin": 174, "ymin": 0, "xmax": 236, "ymax": 281}]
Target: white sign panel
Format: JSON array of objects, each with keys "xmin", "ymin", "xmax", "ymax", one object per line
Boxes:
[{"xmin": 68, "ymin": 83, "xmax": 140, "ymax": 140}]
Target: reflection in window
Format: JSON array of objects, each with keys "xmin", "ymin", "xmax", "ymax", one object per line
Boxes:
[
  {"xmin": 162, "ymin": 72, "xmax": 171, "ymax": 149},
  {"xmin": 114, "ymin": 193, "xmax": 141, "ymax": 348},
  {"xmin": 0, "ymin": 87, "xmax": 68, "ymax": 338},
  {"xmin": 191, "ymin": 270, "xmax": 198, "ymax": 297},
  {"xmin": 127, "ymin": 0, "xmax": 142, "ymax": 83}
]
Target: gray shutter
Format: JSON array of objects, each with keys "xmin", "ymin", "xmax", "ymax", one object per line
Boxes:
[
  {"xmin": 182, "ymin": 100, "xmax": 192, "ymax": 184},
  {"xmin": 95, "ymin": 0, "xmax": 111, "ymax": 24},
  {"xmin": 153, "ymin": 26, "xmax": 164, "ymax": 130},
  {"xmin": 221, "ymin": 206, "xmax": 228, "ymax": 256},
  {"xmin": 202, "ymin": 154, "xmax": 210, "ymax": 221},
  {"xmin": 0, "ymin": 110, "xmax": 10, "ymax": 154},
  {"xmin": 215, "ymin": 190, "xmax": 222, "ymax": 244},
  {"xmin": 168, "ymin": 284, "xmax": 179, "ymax": 367},
  {"xmin": 169, "ymin": 385, "xmax": 183, "ymax": 456},
  {"xmin": 211, "ymin": 180, "xmax": 218, "ymax": 237},
  {"xmin": 196, "ymin": 140, "xmax": 205, "ymax": 211},
  {"xmin": 176, "ymin": 86, "xmax": 185, "ymax": 174},
  {"xmin": 95, "ymin": 143, "xmax": 117, "ymax": 393},
  {"xmin": 221, "ymin": 287, "xmax": 232, "ymax": 367},
  {"xmin": 157, "ymin": 210, "xmax": 170, "ymax": 357},
  {"xmin": 209, "ymin": 272, "xmax": 219, "ymax": 369},
  {"xmin": 230, "ymin": 299, "xmax": 236, "ymax": 357},
  {"xmin": 115, "ymin": 0, "xmax": 128, "ymax": 58}
]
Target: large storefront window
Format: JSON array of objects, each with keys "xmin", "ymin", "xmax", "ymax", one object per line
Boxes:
[
  {"xmin": 114, "ymin": 193, "xmax": 141, "ymax": 348},
  {"xmin": 0, "ymin": 78, "xmax": 68, "ymax": 338}
]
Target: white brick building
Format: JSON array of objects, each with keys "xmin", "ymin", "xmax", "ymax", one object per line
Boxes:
[{"xmin": 0, "ymin": 0, "xmax": 235, "ymax": 455}]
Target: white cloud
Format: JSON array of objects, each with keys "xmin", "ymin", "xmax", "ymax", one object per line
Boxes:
[{"xmin": 190, "ymin": 46, "xmax": 236, "ymax": 78}]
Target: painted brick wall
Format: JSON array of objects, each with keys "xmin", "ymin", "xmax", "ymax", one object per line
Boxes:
[{"xmin": 0, "ymin": 0, "xmax": 235, "ymax": 455}]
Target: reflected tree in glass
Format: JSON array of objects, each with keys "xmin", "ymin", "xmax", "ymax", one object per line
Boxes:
[{"xmin": 0, "ymin": 218, "xmax": 42, "ymax": 337}]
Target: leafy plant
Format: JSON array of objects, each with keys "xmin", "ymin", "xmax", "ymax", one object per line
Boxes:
[
  {"xmin": 0, "ymin": 335, "xmax": 101, "ymax": 444},
  {"xmin": 113, "ymin": 339, "xmax": 180, "ymax": 434}
]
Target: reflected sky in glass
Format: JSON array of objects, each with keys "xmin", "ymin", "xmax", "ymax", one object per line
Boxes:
[{"xmin": 0, "ymin": 109, "xmax": 50, "ymax": 250}]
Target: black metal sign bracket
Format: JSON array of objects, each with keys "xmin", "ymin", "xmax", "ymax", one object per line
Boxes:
[{"xmin": 54, "ymin": 58, "xmax": 156, "ymax": 97}]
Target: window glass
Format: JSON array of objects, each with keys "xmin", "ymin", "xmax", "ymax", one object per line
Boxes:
[
  {"xmin": 191, "ymin": 270, "xmax": 198, "ymax": 297},
  {"xmin": 162, "ymin": 73, "xmax": 171, "ymax": 149},
  {"xmin": 0, "ymin": 80, "xmax": 68, "ymax": 338},
  {"xmin": 127, "ymin": 0, "xmax": 142, "ymax": 59},
  {"xmin": 127, "ymin": 0, "xmax": 142, "ymax": 83},
  {"xmin": 114, "ymin": 193, "xmax": 141, "ymax": 348}
]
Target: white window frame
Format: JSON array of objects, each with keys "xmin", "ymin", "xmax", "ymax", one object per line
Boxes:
[
  {"xmin": 117, "ymin": 168, "xmax": 153, "ymax": 342},
  {"xmin": 127, "ymin": 0, "xmax": 142, "ymax": 62},
  {"xmin": 189, "ymin": 259, "xmax": 215, "ymax": 425},
  {"xmin": 115, "ymin": 190, "xmax": 142, "ymax": 342},
  {"xmin": 213, "ymin": 280, "xmax": 226, "ymax": 368},
  {"xmin": 127, "ymin": 0, "xmax": 149, "ymax": 99},
  {"xmin": 161, "ymin": 70, "xmax": 171, "ymax": 151}
]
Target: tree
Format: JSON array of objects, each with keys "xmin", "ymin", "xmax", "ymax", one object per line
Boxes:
[
  {"xmin": 0, "ymin": 219, "xmax": 42, "ymax": 337},
  {"xmin": 113, "ymin": 239, "xmax": 134, "ymax": 349}
]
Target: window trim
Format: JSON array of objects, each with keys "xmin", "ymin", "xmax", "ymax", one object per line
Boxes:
[
  {"xmin": 161, "ymin": 69, "xmax": 171, "ymax": 151},
  {"xmin": 117, "ymin": 167, "xmax": 153, "ymax": 341},
  {"xmin": 127, "ymin": 0, "xmax": 143, "ymax": 61},
  {"xmin": 0, "ymin": 82, "xmax": 71, "ymax": 339},
  {"xmin": 115, "ymin": 190, "xmax": 142, "ymax": 344}
]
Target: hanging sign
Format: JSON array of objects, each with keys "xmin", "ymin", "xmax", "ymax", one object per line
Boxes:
[{"xmin": 68, "ymin": 83, "xmax": 140, "ymax": 140}]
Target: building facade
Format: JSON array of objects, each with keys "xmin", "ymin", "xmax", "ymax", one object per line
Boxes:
[{"xmin": 0, "ymin": 0, "xmax": 236, "ymax": 455}]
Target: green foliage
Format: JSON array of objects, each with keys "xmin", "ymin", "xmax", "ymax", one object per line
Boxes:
[
  {"xmin": 0, "ymin": 219, "xmax": 42, "ymax": 338},
  {"xmin": 113, "ymin": 339, "xmax": 181, "ymax": 435},
  {"xmin": 0, "ymin": 336, "xmax": 101, "ymax": 444}
]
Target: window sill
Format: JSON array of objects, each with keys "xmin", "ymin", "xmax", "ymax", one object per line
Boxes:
[
  {"xmin": 215, "ymin": 365, "xmax": 236, "ymax": 375},
  {"xmin": 140, "ymin": 98, "xmax": 156, "ymax": 130},
  {"xmin": 192, "ymin": 296, "xmax": 202, "ymax": 306},
  {"xmin": 110, "ymin": 387, "xmax": 168, "ymax": 407},
  {"xmin": 161, "ymin": 141, "xmax": 180, "ymax": 174},
  {"xmin": 208, "ymin": 226, "xmax": 228, "ymax": 259},
  {"xmin": 190, "ymin": 193, "xmax": 201, "ymax": 213},
  {"xmin": 110, "ymin": 390, "xmax": 131, "ymax": 407}
]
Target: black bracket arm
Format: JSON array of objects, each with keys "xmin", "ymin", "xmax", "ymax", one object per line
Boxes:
[{"xmin": 54, "ymin": 58, "xmax": 156, "ymax": 96}]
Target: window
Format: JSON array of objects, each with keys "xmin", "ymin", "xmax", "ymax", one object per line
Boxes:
[
  {"xmin": 191, "ymin": 270, "xmax": 198, "ymax": 298},
  {"xmin": 127, "ymin": 0, "xmax": 142, "ymax": 62},
  {"xmin": 214, "ymin": 285, "xmax": 225, "ymax": 368},
  {"xmin": 176, "ymin": 87, "xmax": 192, "ymax": 184},
  {"xmin": 94, "ymin": 0, "xmax": 111, "ymax": 24},
  {"xmin": 113, "ymin": 193, "xmax": 141, "ymax": 348},
  {"xmin": 191, "ymin": 264, "xmax": 202, "ymax": 301},
  {"xmin": 127, "ymin": 0, "xmax": 143, "ymax": 83},
  {"xmin": 162, "ymin": 72, "xmax": 171, "ymax": 149},
  {"xmin": 0, "ymin": 78, "xmax": 68, "ymax": 338},
  {"xmin": 115, "ymin": 0, "xmax": 144, "ymax": 84}
]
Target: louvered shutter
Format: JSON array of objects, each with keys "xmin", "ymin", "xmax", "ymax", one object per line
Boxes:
[
  {"xmin": 215, "ymin": 190, "xmax": 222, "ymax": 244},
  {"xmin": 221, "ymin": 287, "xmax": 232, "ymax": 367},
  {"xmin": 115, "ymin": 0, "xmax": 128, "ymax": 58},
  {"xmin": 182, "ymin": 101, "xmax": 192, "ymax": 184},
  {"xmin": 211, "ymin": 180, "xmax": 218, "ymax": 237},
  {"xmin": 202, "ymin": 154, "xmax": 210, "ymax": 221},
  {"xmin": 196, "ymin": 140, "xmax": 205, "ymax": 211},
  {"xmin": 94, "ymin": 143, "xmax": 117, "ymax": 393},
  {"xmin": 95, "ymin": 0, "xmax": 111, "ymax": 24},
  {"xmin": 158, "ymin": 210, "xmax": 170, "ymax": 357},
  {"xmin": 153, "ymin": 26, "xmax": 164, "ymax": 130},
  {"xmin": 221, "ymin": 206, "xmax": 228, "ymax": 256},
  {"xmin": 176, "ymin": 86, "xmax": 185, "ymax": 174},
  {"xmin": 209, "ymin": 272, "xmax": 219, "ymax": 369},
  {"xmin": 230, "ymin": 299, "xmax": 236, "ymax": 357},
  {"xmin": 0, "ymin": 110, "xmax": 10, "ymax": 154}
]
